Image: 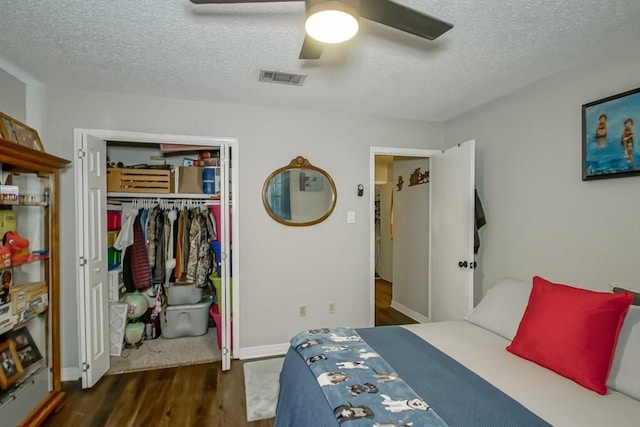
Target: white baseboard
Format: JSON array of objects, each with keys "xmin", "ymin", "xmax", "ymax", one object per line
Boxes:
[
  {"xmin": 235, "ymin": 343, "xmax": 289, "ymax": 360},
  {"xmin": 390, "ymin": 300, "xmax": 430, "ymax": 323},
  {"xmin": 62, "ymin": 367, "xmax": 81, "ymax": 382}
]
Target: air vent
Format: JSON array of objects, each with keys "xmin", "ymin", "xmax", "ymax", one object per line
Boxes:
[{"xmin": 259, "ymin": 69, "xmax": 306, "ymax": 86}]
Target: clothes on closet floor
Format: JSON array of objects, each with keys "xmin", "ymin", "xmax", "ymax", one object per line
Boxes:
[{"xmin": 119, "ymin": 203, "xmax": 217, "ymax": 294}]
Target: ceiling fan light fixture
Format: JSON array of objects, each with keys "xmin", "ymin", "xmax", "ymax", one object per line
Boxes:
[{"xmin": 305, "ymin": 1, "xmax": 359, "ymax": 44}]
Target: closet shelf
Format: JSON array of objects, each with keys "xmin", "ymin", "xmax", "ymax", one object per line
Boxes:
[
  {"xmin": 0, "ymin": 360, "xmax": 47, "ymax": 408},
  {"xmin": 0, "ymin": 254, "xmax": 50, "ymax": 271},
  {"xmin": 0, "ymin": 201, "xmax": 48, "ymax": 207},
  {"xmin": 107, "ymin": 192, "xmax": 222, "ymax": 201}
]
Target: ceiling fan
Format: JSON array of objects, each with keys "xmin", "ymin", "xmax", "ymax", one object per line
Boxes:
[{"xmin": 190, "ymin": 0, "xmax": 453, "ymax": 59}]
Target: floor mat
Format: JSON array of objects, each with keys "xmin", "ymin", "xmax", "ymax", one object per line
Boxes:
[
  {"xmin": 108, "ymin": 328, "xmax": 221, "ymax": 375},
  {"xmin": 243, "ymin": 357, "xmax": 285, "ymax": 422}
]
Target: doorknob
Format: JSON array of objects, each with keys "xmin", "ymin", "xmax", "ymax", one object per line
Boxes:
[{"xmin": 458, "ymin": 261, "xmax": 468, "ymax": 268}]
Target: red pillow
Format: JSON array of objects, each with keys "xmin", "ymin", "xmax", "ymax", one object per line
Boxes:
[{"xmin": 506, "ymin": 276, "xmax": 632, "ymax": 394}]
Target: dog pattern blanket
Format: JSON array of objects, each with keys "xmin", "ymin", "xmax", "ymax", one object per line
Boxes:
[{"xmin": 291, "ymin": 327, "xmax": 448, "ymax": 426}]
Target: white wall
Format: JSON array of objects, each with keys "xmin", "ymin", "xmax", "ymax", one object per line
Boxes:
[
  {"xmin": 444, "ymin": 45, "xmax": 640, "ymax": 297},
  {"xmin": 0, "ymin": 68, "xmax": 25, "ymax": 122},
  {"xmin": 391, "ymin": 158, "xmax": 430, "ymax": 318},
  {"xmin": 375, "ymin": 178, "xmax": 393, "ymax": 282},
  {"xmin": 33, "ymin": 87, "xmax": 443, "ymax": 370}
]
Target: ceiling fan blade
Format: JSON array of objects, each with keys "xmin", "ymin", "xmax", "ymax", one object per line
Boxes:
[
  {"xmin": 359, "ymin": 0, "xmax": 453, "ymax": 41},
  {"xmin": 190, "ymin": 0, "xmax": 300, "ymax": 4},
  {"xmin": 299, "ymin": 35, "xmax": 324, "ymax": 59}
]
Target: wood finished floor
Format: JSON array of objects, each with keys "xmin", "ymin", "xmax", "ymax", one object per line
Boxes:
[
  {"xmin": 44, "ymin": 280, "xmax": 415, "ymax": 427},
  {"xmin": 374, "ymin": 278, "xmax": 419, "ymax": 327}
]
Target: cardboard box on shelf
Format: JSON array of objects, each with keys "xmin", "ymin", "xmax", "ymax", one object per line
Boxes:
[
  {"xmin": 10, "ymin": 281, "xmax": 47, "ymax": 315},
  {"xmin": 0, "ymin": 209, "xmax": 16, "ymax": 237},
  {"xmin": 178, "ymin": 166, "xmax": 203, "ymax": 194}
]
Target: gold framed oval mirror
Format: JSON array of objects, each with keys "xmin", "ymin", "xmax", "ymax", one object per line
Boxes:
[{"xmin": 262, "ymin": 156, "xmax": 337, "ymax": 226}]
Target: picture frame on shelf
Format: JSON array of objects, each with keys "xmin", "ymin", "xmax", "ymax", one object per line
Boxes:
[
  {"xmin": 582, "ymin": 86, "xmax": 640, "ymax": 180},
  {"xmin": 0, "ymin": 112, "xmax": 45, "ymax": 152},
  {"xmin": 0, "ymin": 339, "xmax": 23, "ymax": 389},
  {"xmin": 7, "ymin": 326, "xmax": 43, "ymax": 369},
  {"xmin": 0, "ymin": 117, "xmax": 17, "ymax": 143}
]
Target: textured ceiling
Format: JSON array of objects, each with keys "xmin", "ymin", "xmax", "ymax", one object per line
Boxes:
[{"xmin": 0, "ymin": 0, "xmax": 639, "ymax": 121}]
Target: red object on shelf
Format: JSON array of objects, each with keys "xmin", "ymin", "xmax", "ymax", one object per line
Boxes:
[
  {"xmin": 210, "ymin": 303, "xmax": 232, "ymax": 350},
  {"xmin": 208, "ymin": 205, "xmax": 232, "ymax": 242},
  {"xmin": 3, "ymin": 231, "xmax": 31, "ymax": 264},
  {"xmin": 107, "ymin": 211, "xmax": 121, "ymax": 230}
]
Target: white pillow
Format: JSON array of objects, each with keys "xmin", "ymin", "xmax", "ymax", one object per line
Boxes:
[
  {"xmin": 464, "ymin": 278, "xmax": 532, "ymax": 341},
  {"xmin": 607, "ymin": 305, "xmax": 640, "ymax": 400}
]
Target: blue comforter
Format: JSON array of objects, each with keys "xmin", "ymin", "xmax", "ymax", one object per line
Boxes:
[{"xmin": 275, "ymin": 326, "xmax": 551, "ymax": 427}]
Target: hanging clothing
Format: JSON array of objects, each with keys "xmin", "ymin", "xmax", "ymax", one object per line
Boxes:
[
  {"xmin": 180, "ymin": 208, "xmax": 191, "ymax": 281},
  {"xmin": 131, "ymin": 213, "xmax": 151, "ymax": 291},
  {"xmin": 152, "ymin": 209, "xmax": 166, "ymax": 284},
  {"xmin": 174, "ymin": 209, "xmax": 184, "ymax": 280},
  {"xmin": 186, "ymin": 213, "xmax": 203, "ymax": 283},
  {"xmin": 474, "ymin": 189, "xmax": 486, "ymax": 254},
  {"xmin": 170, "ymin": 210, "xmax": 179, "ymax": 283},
  {"xmin": 113, "ymin": 204, "xmax": 138, "ymax": 251},
  {"xmin": 146, "ymin": 206, "xmax": 160, "ymax": 268}
]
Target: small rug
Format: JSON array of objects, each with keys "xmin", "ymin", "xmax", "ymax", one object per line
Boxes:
[
  {"xmin": 108, "ymin": 328, "xmax": 221, "ymax": 375},
  {"xmin": 243, "ymin": 357, "xmax": 285, "ymax": 422}
]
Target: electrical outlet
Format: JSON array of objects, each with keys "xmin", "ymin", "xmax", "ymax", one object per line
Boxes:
[
  {"xmin": 329, "ymin": 301, "xmax": 336, "ymax": 314},
  {"xmin": 299, "ymin": 305, "xmax": 307, "ymax": 317}
]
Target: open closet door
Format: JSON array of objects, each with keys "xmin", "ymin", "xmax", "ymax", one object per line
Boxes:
[
  {"xmin": 75, "ymin": 133, "xmax": 110, "ymax": 388},
  {"xmin": 429, "ymin": 140, "xmax": 475, "ymax": 321},
  {"xmin": 219, "ymin": 142, "xmax": 232, "ymax": 371}
]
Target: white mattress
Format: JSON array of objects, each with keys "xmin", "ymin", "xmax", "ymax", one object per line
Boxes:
[{"xmin": 402, "ymin": 321, "xmax": 640, "ymax": 427}]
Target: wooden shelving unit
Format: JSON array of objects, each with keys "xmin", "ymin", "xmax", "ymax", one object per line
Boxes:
[{"xmin": 0, "ymin": 138, "xmax": 70, "ymax": 426}]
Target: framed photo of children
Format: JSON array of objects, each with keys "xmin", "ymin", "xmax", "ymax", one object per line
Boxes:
[
  {"xmin": 0, "ymin": 112, "xmax": 45, "ymax": 152},
  {"xmin": 582, "ymin": 87, "xmax": 639, "ymax": 180},
  {"xmin": 7, "ymin": 327, "xmax": 43, "ymax": 369},
  {"xmin": 0, "ymin": 340, "xmax": 23, "ymax": 389}
]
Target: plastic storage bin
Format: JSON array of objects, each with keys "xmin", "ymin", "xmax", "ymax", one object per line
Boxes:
[
  {"xmin": 160, "ymin": 296, "xmax": 213, "ymax": 339},
  {"xmin": 210, "ymin": 303, "xmax": 232, "ymax": 350},
  {"xmin": 212, "ymin": 277, "xmax": 232, "ymax": 311},
  {"xmin": 107, "ymin": 230, "xmax": 119, "ymax": 247},
  {"xmin": 208, "ymin": 205, "xmax": 232, "ymax": 242},
  {"xmin": 211, "ymin": 241, "xmax": 232, "ymax": 277},
  {"xmin": 107, "ymin": 211, "xmax": 122, "ymax": 231},
  {"xmin": 108, "ymin": 247, "xmax": 121, "ymax": 270},
  {"xmin": 167, "ymin": 284, "xmax": 203, "ymax": 306}
]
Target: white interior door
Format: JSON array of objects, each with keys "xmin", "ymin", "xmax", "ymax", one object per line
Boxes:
[
  {"xmin": 75, "ymin": 133, "xmax": 110, "ymax": 388},
  {"xmin": 219, "ymin": 142, "xmax": 232, "ymax": 371},
  {"xmin": 429, "ymin": 140, "xmax": 475, "ymax": 321}
]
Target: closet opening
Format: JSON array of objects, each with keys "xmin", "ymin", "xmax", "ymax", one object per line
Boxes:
[{"xmin": 75, "ymin": 129, "xmax": 237, "ymax": 389}]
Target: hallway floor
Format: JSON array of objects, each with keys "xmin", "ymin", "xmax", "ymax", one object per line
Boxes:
[{"xmin": 375, "ymin": 278, "xmax": 419, "ymax": 326}]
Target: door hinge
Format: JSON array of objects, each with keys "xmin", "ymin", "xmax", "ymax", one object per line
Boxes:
[
  {"xmin": 78, "ymin": 149, "xmax": 86, "ymax": 159},
  {"xmin": 79, "ymin": 257, "xmax": 87, "ymax": 266},
  {"xmin": 82, "ymin": 362, "xmax": 90, "ymax": 372},
  {"xmin": 222, "ymin": 347, "xmax": 230, "ymax": 356}
]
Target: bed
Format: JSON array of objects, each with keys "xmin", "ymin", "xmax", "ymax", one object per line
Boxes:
[{"xmin": 274, "ymin": 277, "xmax": 640, "ymax": 426}]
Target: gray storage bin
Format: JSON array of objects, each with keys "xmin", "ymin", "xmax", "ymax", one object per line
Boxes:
[
  {"xmin": 167, "ymin": 284, "xmax": 203, "ymax": 305},
  {"xmin": 160, "ymin": 296, "xmax": 213, "ymax": 339}
]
